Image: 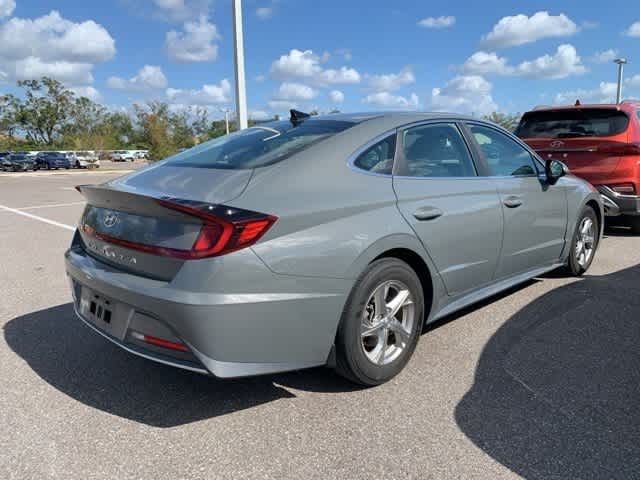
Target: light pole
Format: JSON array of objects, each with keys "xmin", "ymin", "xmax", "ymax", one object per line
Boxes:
[
  {"xmin": 232, "ymin": 0, "xmax": 248, "ymax": 130},
  {"xmin": 219, "ymin": 107, "xmax": 231, "ymax": 135},
  {"xmin": 614, "ymin": 58, "xmax": 627, "ymax": 104}
]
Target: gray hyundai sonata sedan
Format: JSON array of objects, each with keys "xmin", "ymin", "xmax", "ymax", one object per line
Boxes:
[{"xmin": 65, "ymin": 111, "xmax": 603, "ymax": 385}]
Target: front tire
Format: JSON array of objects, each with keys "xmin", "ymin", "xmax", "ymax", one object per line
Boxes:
[
  {"xmin": 335, "ymin": 258, "xmax": 425, "ymax": 386},
  {"xmin": 566, "ymin": 206, "xmax": 598, "ymax": 276}
]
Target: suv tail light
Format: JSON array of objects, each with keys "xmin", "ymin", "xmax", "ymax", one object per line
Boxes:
[
  {"xmin": 597, "ymin": 143, "xmax": 640, "ymax": 156},
  {"xmin": 610, "ymin": 183, "xmax": 636, "ymax": 195}
]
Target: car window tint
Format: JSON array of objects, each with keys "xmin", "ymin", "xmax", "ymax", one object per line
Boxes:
[
  {"xmin": 353, "ymin": 135, "xmax": 396, "ymax": 175},
  {"xmin": 399, "ymin": 123, "xmax": 476, "ymax": 178},
  {"xmin": 165, "ymin": 120, "xmax": 355, "ymax": 170},
  {"xmin": 469, "ymin": 124, "xmax": 537, "ymax": 177}
]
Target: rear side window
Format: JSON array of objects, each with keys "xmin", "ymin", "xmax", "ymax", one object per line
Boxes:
[
  {"xmin": 515, "ymin": 109, "xmax": 629, "ymax": 139},
  {"xmin": 398, "ymin": 123, "xmax": 476, "ymax": 178},
  {"xmin": 469, "ymin": 124, "xmax": 537, "ymax": 177},
  {"xmin": 165, "ymin": 120, "xmax": 355, "ymax": 169},
  {"xmin": 353, "ymin": 135, "xmax": 396, "ymax": 175}
]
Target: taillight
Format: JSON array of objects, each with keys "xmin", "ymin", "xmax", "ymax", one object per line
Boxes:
[
  {"xmin": 610, "ymin": 183, "xmax": 636, "ymax": 195},
  {"xmin": 79, "ymin": 198, "xmax": 276, "ymax": 260},
  {"xmin": 131, "ymin": 331, "xmax": 189, "ymax": 352},
  {"xmin": 156, "ymin": 198, "xmax": 277, "ymax": 258},
  {"xmin": 597, "ymin": 143, "xmax": 640, "ymax": 156}
]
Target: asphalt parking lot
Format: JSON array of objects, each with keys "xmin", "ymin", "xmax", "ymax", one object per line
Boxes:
[{"xmin": 1, "ymin": 170, "xmax": 640, "ymax": 480}]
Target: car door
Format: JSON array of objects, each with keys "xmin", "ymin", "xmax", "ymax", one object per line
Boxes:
[
  {"xmin": 464, "ymin": 122, "xmax": 568, "ymax": 279},
  {"xmin": 393, "ymin": 121, "xmax": 503, "ymax": 296}
]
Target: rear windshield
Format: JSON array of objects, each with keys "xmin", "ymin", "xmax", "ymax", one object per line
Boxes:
[
  {"xmin": 164, "ymin": 119, "xmax": 355, "ymax": 169},
  {"xmin": 515, "ymin": 109, "xmax": 629, "ymax": 139}
]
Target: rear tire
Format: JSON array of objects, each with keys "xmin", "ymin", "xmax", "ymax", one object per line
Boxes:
[
  {"xmin": 335, "ymin": 258, "xmax": 425, "ymax": 386},
  {"xmin": 566, "ymin": 206, "xmax": 599, "ymax": 276}
]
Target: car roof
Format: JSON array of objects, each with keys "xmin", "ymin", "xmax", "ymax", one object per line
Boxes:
[
  {"xmin": 525, "ymin": 102, "xmax": 639, "ymax": 114},
  {"xmin": 301, "ymin": 111, "xmax": 478, "ymax": 129}
]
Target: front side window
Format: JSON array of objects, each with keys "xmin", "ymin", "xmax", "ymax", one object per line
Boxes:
[
  {"xmin": 164, "ymin": 119, "xmax": 355, "ymax": 170},
  {"xmin": 398, "ymin": 123, "xmax": 476, "ymax": 178},
  {"xmin": 468, "ymin": 124, "xmax": 537, "ymax": 177},
  {"xmin": 353, "ymin": 135, "xmax": 396, "ymax": 175}
]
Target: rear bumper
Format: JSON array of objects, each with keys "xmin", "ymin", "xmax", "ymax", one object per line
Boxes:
[
  {"xmin": 598, "ymin": 186, "xmax": 640, "ymax": 216},
  {"xmin": 65, "ymin": 243, "xmax": 349, "ymax": 378}
]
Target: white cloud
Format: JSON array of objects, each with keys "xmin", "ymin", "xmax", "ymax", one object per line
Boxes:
[
  {"xmin": 363, "ymin": 92, "xmax": 419, "ymax": 109},
  {"xmin": 627, "ymin": 75, "xmax": 640, "ymax": 89},
  {"xmin": 270, "ymin": 49, "xmax": 361, "ymax": 86},
  {"xmin": 166, "ymin": 78, "xmax": 231, "ymax": 105},
  {"xmin": 513, "ymin": 44, "xmax": 586, "ymax": 79},
  {"xmin": 0, "ymin": 0, "xmax": 15, "ymax": 18},
  {"xmin": 329, "ymin": 90, "xmax": 344, "ymax": 103},
  {"xmin": 554, "ymin": 82, "xmax": 617, "ymax": 105},
  {"xmin": 152, "ymin": 0, "xmax": 211, "ymax": 23},
  {"xmin": 273, "ymin": 82, "xmax": 318, "ymax": 101},
  {"xmin": 0, "ymin": 11, "xmax": 116, "ymax": 85},
  {"xmin": 70, "ymin": 85, "xmax": 102, "ymax": 102},
  {"xmin": 589, "ymin": 49, "xmax": 618, "ymax": 64},
  {"xmin": 256, "ymin": 7, "xmax": 273, "ymax": 20},
  {"xmin": 461, "ymin": 51, "xmax": 511, "ymax": 75},
  {"xmin": 481, "ymin": 11, "xmax": 578, "ymax": 49},
  {"xmin": 461, "ymin": 45, "xmax": 586, "ymax": 80},
  {"xmin": 625, "ymin": 21, "xmax": 640, "ymax": 37},
  {"xmin": 430, "ymin": 75, "xmax": 497, "ymax": 115},
  {"xmin": 418, "ymin": 16, "xmax": 456, "ymax": 29},
  {"xmin": 335, "ymin": 48, "xmax": 352, "ymax": 61},
  {"xmin": 366, "ymin": 66, "xmax": 415, "ymax": 92},
  {"xmin": 267, "ymin": 99, "xmax": 298, "ymax": 111},
  {"xmin": 166, "ymin": 15, "xmax": 219, "ymax": 62},
  {"xmin": 107, "ymin": 65, "xmax": 168, "ymax": 91},
  {"xmin": 249, "ymin": 110, "xmax": 272, "ymax": 121}
]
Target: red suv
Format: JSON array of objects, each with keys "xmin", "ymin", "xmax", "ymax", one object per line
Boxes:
[{"xmin": 516, "ymin": 101, "xmax": 640, "ymax": 232}]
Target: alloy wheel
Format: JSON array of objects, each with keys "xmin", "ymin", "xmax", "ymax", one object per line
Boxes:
[
  {"xmin": 575, "ymin": 217, "xmax": 595, "ymax": 268},
  {"xmin": 360, "ymin": 280, "xmax": 415, "ymax": 366}
]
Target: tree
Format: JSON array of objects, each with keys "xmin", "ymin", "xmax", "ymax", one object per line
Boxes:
[
  {"xmin": 134, "ymin": 101, "xmax": 175, "ymax": 161},
  {"xmin": 483, "ymin": 112, "xmax": 521, "ymax": 132},
  {"xmin": 16, "ymin": 77, "xmax": 74, "ymax": 144},
  {"xmin": 169, "ymin": 108, "xmax": 195, "ymax": 150},
  {"xmin": 0, "ymin": 94, "xmax": 20, "ymax": 142}
]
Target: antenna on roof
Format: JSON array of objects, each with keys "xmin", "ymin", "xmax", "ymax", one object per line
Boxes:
[{"xmin": 290, "ymin": 109, "xmax": 311, "ymax": 126}]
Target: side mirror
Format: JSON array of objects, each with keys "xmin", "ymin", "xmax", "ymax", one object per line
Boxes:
[{"xmin": 545, "ymin": 159, "xmax": 568, "ymax": 184}]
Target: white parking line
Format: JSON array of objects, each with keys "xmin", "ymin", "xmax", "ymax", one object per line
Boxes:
[
  {"xmin": 0, "ymin": 203, "xmax": 75, "ymax": 231},
  {"xmin": 20, "ymin": 201, "xmax": 85, "ymax": 210}
]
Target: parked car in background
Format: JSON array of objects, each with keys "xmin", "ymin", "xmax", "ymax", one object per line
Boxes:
[
  {"xmin": 3, "ymin": 153, "xmax": 35, "ymax": 172},
  {"xmin": 35, "ymin": 151, "xmax": 71, "ymax": 170},
  {"xmin": 516, "ymin": 101, "xmax": 640, "ymax": 232},
  {"xmin": 110, "ymin": 150, "xmax": 136, "ymax": 162},
  {"xmin": 134, "ymin": 150, "xmax": 148, "ymax": 160},
  {"xmin": 67, "ymin": 111, "xmax": 603, "ymax": 386},
  {"xmin": 70, "ymin": 151, "xmax": 100, "ymax": 169}
]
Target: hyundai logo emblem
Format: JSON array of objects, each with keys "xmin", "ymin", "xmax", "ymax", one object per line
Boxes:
[
  {"xmin": 550, "ymin": 140, "xmax": 565, "ymax": 148},
  {"xmin": 103, "ymin": 213, "xmax": 119, "ymax": 228}
]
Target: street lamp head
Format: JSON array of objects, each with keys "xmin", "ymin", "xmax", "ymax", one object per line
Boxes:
[{"xmin": 614, "ymin": 58, "xmax": 628, "ymax": 65}]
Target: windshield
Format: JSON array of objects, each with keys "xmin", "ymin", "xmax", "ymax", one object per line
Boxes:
[
  {"xmin": 515, "ymin": 109, "xmax": 629, "ymax": 139},
  {"xmin": 165, "ymin": 119, "xmax": 355, "ymax": 170}
]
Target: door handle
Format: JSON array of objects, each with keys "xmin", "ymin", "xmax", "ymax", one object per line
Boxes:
[
  {"xmin": 413, "ymin": 207, "xmax": 443, "ymax": 221},
  {"xmin": 503, "ymin": 196, "xmax": 523, "ymax": 208}
]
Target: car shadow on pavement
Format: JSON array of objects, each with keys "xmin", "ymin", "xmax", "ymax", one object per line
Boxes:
[
  {"xmin": 455, "ymin": 264, "xmax": 640, "ymax": 479},
  {"xmin": 3, "ymin": 303, "xmax": 301, "ymax": 427}
]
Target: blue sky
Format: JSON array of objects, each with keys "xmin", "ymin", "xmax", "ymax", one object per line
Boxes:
[{"xmin": 3, "ymin": 0, "xmax": 640, "ymax": 119}]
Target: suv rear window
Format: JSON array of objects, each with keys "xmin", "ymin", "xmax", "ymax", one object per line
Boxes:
[
  {"xmin": 165, "ymin": 119, "xmax": 355, "ymax": 169},
  {"xmin": 515, "ymin": 109, "xmax": 629, "ymax": 139}
]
